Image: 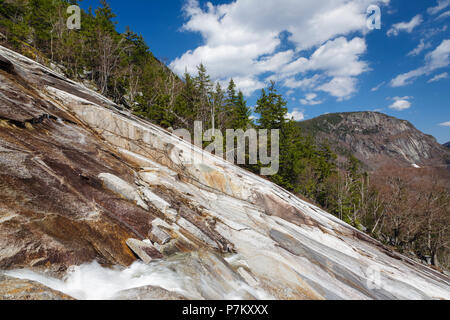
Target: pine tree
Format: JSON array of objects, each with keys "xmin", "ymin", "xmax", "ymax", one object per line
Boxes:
[
  {"xmin": 212, "ymin": 82, "xmax": 225, "ymax": 131},
  {"xmin": 95, "ymin": 0, "xmax": 117, "ymax": 33},
  {"xmin": 254, "ymin": 81, "xmax": 287, "ymax": 130},
  {"xmin": 172, "ymin": 71, "xmax": 198, "ymax": 128},
  {"xmin": 226, "ymin": 79, "xmax": 237, "ymax": 105},
  {"xmin": 194, "ymin": 63, "xmax": 213, "ymax": 127},
  {"xmin": 231, "ymin": 90, "xmax": 252, "ymax": 130}
]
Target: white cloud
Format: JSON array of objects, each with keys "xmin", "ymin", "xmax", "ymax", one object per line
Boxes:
[
  {"xmin": 387, "ymin": 15, "xmax": 423, "ymax": 37},
  {"xmin": 230, "ymin": 76, "xmax": 265, "ymax": 96},
  {"xmin": 407, "ymin": 39, "xmax": 431, "ymax": 56},
  {"xmin": 318, "ymin": 77, "xmax": 358, "ymax": 101},
  {"xmin": 285, "ymin": 109, "xmax": 305, "ymax": 121},
  {"xmin": 284, "ymin": 75, "xmax": 321, "ymax": 89},
  {"xmin": 439, "ymin": 121, "xmax": 450, "ymax": 126},
  {"xmin": 281, "ymin": 37, "xmax": 368, "ymax": 99},
  {"xmin": 428, "ymin": 0, "xmax": 450, "ymax": 15},
  {"xmin": 170, "ymin": 0, "xmax": 388, "ymax": 97},
  {"xmin": 428, "ymin": 72, "xmax": 449, "ymax": 82},
  {"xmin": 424, "ymin": 25, "xmax": 448, "ymax": 39},
  {"xmin": 300, "ymin": 93, "xmax": 323, "ymax": 105},
  {"xmin": 301, "ymin": 37, "xmax": 368, "ymax": 77},
  {"xmin": 371, "ymin": 81, "xmax": 385, "ymax": 92},
  {"xmin": 391, "ymin": 39, "xmax": 450, "ymax": 87},
  {"xmin": 437, "ymin": 10, "xmax": 450, "ymax": 19},
  {"xmin": 388, "ymin": 96, "xmax": 413, "ymax": 111}
]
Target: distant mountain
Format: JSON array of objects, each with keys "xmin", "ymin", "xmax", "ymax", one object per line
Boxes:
[
  {"xmin": 444, "ymin": 142, "xmax": 450, "ymax": 149},
  {"xmin": 297, "ymin": 112, "xmax": 450, "ymax": 170}
]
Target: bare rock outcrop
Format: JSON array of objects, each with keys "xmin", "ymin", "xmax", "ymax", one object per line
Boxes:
[
  {"xmin": 298, "ymin": 112, "xmax": 450, "ymax": 170},
  {"xmin": 0, "ymin": 46, "xmax": 449, "ymax": 300},
  {"xmin": 0, "ymin": 274, "xmax": 73, "ymax": 300}
]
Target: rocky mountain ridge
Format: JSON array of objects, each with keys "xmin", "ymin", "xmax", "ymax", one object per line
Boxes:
[
  {"xmin": 298, "ymin": 112, "xmax": 450, "ymax": 170},
  {"xmin": 0, "ymin": 45, "xmax": 449, "ymax": 300}
]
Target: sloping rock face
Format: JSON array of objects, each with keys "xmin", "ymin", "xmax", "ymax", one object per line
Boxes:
[
  {"xmin": 298, "ymin": 112, "xmax": 450, "ymax": 170},
  {"xmin": 113, "ymin": 285, "xmax": 188, "ymax": 300},
  {"xmin": 0, "ymin": 274, "xmax": 73, "ymax": 300},
  {"xmin": 0, "ymin": 45, "xmax": 449, "ymax": 300}
]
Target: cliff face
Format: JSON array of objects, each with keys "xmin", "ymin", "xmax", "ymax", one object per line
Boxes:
[
  {"xmin": 298, "ymin": 112, "xmax": 450, "ymax": 170},
  {"xmin": 0, "ymin": 45, "xmax": 449, "ymax": 300}
]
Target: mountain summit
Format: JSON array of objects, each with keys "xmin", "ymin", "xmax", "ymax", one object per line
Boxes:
[{"xmin": 298, "ymin": 112, "xmax": 450, "ymax": 170}]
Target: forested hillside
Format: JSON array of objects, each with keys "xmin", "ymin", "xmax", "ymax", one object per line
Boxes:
[
  {"xmin": 297, "ymin": 112, "xmax": 450, "ymax": 170},
  {"xmin": 1, "ymin": 0, "xmax": 448, "ymax": 270}
]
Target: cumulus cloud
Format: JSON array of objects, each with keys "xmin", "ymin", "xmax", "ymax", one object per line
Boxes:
[
  {"xmin": 318, "ymin": 77, "xmax": 358, "ymax": 101},
  {"xmin": 285, "ymin": 109, "xmax": 305, "ymax": 121},
  {"xmin": 428, "ymin": 0, "xmax": 450, "ymax": 15},
  {"xmin": 387, "ymin": 15, "xmax": 423, "ymax": 37},
  {"xmin": 227, "ymin": 76, "xmax": 265, "ymax": 96},
  {"xmin": 300, "ymin": 93, "xmax": 323, "ymax": 105},
  {"xmin": 439, "ymin": 121, "xmax": 450, "ymax": 126},
  {"xmin": 281, "ymin": 37, "xmax": 368, "ymax": 99},
  {"xmin": 428, "ymin": 72, "xmax": 449, "ymax": 82},
  {"xmin": 391, "ymin": 39, "xmax": 450, "ymax": 87},
  {"xmin": 388, "ymin": 96, "xmax": 413, "ymax": 111},
  {"xmin": 170, "ymin": 0, "xmax": 388, "ymax": 97},
  {"xmin": 298, "ymin": 37, "xmax": 368, "ymax": 77},
  {"xmin": 284, "ymin": 75, "xmax": 321, "ymax": 90}
]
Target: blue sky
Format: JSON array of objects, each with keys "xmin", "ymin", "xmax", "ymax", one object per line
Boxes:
[{"xmin": 81, "ymin": 0, "xmax": 450, "ymax": 143}]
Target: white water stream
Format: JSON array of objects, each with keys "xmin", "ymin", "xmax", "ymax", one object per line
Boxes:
[{"xmin": 4, "ymin": 255, "xmax": 272, "ymax": 300}]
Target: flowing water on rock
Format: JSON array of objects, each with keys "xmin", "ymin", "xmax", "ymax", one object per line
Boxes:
[{"xmin": 4, "ymin": 252, "xmax": 272, "ymax": 300}]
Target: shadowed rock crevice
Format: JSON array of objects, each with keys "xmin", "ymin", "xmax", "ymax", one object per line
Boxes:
[{"xmin": 0, "ymin": 55, "xmax": 16, "ymax": 75}]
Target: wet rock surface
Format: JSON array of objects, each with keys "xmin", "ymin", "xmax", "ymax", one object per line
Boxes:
[
  {"xmin": 0, "ymin": 274, "xmax": 73, "ymax": 300},
  {"xmin": 0, "ymin": 45, "xmax": 449, "ymax": 300},
  {"xmin": 126, "ymin": 238, "xmax": 164, "ymax": 264},
  {"xmin": 113, "ymin": 285, "xmax": 187, "ymax": 300}
]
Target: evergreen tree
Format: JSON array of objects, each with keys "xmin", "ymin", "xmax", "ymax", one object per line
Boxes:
[
  {"xmin": 226, "ymin": 78, "xmax": 237, "ymax": 105},
  {"xmin": 212, "ymin": 82, "xmax": 225, "ymax": 131},
  {"xmin": 254, "ymin": 81, "xmax": 287, "ymax": 130},
  {"xmin": 172, "ymin": 72, "xmax": 198, "ymax": 128},
  {"xmin": 221, "ymin": 79, "xmax": 236, "ymax": 127},
  {"xmin": 95, "ymin": 0, "xmax": 117, "ymax": 33},
  {"xmin": 194, "ymin": 63, "xmax": 213, "ymax": 127},
  {"xmin": 231, "ymin": 90, "xmax": 252, "ymax": 130}
]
